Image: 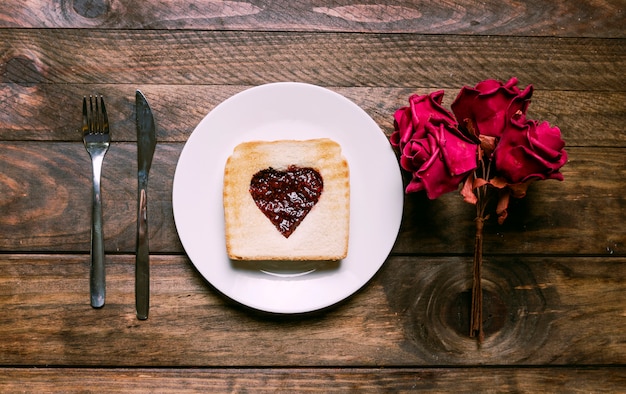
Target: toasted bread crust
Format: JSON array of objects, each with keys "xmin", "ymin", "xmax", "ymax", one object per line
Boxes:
[{"xmin": 224, "ymin": 139, "xmax": 349, "ymax": 260}]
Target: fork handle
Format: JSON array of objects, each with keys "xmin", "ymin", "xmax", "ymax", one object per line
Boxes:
[{"xmin": 90, "ymin": 156, "xmax": 106, "ymax": 308}]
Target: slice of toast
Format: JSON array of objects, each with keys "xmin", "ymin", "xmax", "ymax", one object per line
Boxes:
[{"xmin": 223, "ymin": 138, "xmax": 349, "ymax": 260}]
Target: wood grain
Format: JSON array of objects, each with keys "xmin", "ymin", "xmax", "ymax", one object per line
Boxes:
[
  {"xmin": 1, "ymin": 84, "xmax": 625, "ymax": 148},
  {"xmin": 0, "ymin": 142, "xmax": 623, "ymax": 255},
  {"xmin": 0, "ymin": 0, "xmax": 623, "ymax": 38},
  {"xmin": 0, "ymin": 254, "xmax": 624, "ymax": 366},
  {"xmin": 1, "ymin": 367, "xmax": 625, "ymax": 393},
  {"xmin": 1, "ymin": 0, "xmax": 624, "ymax": 390},
  {"xmin": 1, "ymin": 30, "xmax": 624, "ymax": 90}
]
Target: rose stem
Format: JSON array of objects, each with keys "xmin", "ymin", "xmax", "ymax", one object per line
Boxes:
[{"xmin": 470, "ymin": 215, "xmax": 485, "ymax": 343}]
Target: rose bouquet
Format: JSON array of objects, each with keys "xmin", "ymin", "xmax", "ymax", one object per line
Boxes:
[{"xmin": 390, "ymin": 77, "xmax": 567, "ymax": 342}]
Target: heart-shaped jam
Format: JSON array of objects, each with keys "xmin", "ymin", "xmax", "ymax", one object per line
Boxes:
[{"xmin": 249, "ymin": 166, "xmax": 324, "ymax": 238}]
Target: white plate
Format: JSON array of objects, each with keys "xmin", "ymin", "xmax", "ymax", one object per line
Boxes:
[{"xmin": 172, "ymin": 82, "xmax": 403, "ymax": 313}]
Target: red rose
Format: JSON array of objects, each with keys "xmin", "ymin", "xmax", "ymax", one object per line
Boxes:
[
  {"xmin": 391, "ymin": 90, "xmax": 457, "ymax": 146},
  {"xmin": 451, "ymin": 77, "xmax": 533, "ymax": 139},
  {"xmin": 391, "ymin": 92, "xmax": 478, "ymax": 199},
  {"xmin": 494, "ymin": 112, "xmax": 568, "ymax": 186}
]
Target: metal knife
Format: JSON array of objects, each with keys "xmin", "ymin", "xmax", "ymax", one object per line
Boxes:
[{"xmin": 135, "ymin": 90, "xmax": 156, "ymax": 320}]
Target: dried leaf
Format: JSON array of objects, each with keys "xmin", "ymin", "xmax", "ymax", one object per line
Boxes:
[
  {"xmin": 496, "ymin": 190, "xmax": 510, "ymax": 224},
  {"xmin": 461, "ymin": 174, "xmax": 478, "ymax": 204}
]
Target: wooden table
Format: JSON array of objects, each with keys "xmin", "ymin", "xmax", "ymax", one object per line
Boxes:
[{"xmin": 1, "ymin": 1, "xmax": 625, "ymax": 392}]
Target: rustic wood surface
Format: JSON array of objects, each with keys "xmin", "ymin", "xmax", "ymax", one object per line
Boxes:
[{"xmin": 1, "ymin": 0, "xmax": 625, "ymax": 392}]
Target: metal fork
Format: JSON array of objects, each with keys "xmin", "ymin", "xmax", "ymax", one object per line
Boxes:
[{"xmin": 82, "ymin": 95, "xmax": 110, "ymax": 308}]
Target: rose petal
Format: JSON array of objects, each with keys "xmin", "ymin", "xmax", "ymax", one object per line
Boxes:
[
  {"xmin": 527, "ymin": 121, "xmax": 567, "ymax": 160},
  {"xmin": 405, "ymin": 177, "xmax": 426, "ymax": 194},
  {"xmin": 392, "ymin": 106, "xmax": 414, "ymax": 146},
  {"xmin": 430, "ymin": 123, "xmax": 478, "ymax": 176},
  {"xmin": 495, "ymin": 116, "xmax": 567, "ymax": 183},
  {"xmin": 451, "ymin": 77, "xmax": 533, "ymax": 138}
]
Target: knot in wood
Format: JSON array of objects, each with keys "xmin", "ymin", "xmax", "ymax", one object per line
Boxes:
[
  {"xmin": 382, "ymin": 258, "xmax": 553, "ymax": 363},
  {"xmin": 73, "ymin": 0, "xmax": 110, "ymax": 19},
  {"xmin": 1, "ymin": 56, "xmax": 44, "ymax": 86}
]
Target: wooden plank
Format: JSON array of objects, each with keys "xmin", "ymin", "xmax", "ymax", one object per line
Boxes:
[
  {"xmin": 395, "ymin": 146, "xmax": 626, "ymax": 255},
  {"xmin": 1, "ymin": 367, "xmax": 625, "ymax": 393},
  {"xmin": 0, "ymin": 141, "xmax": 180, "ymax": 253},
  {"xmin": 0, "ymin": 0, "xmax": 623, "ymax": 38},
  {"xmin": 0, "ymin": 142, "xmax": 623, "ymax": 255},
  {"xmin": 1, "ymin": 84, "xmax": 625, "ymax": 148},
  {"xmin": 0, "ymin": 254, "xmax": 624, "ymax": 366},
  {"xmin": 1, "ymin": 30, "xmax": 624, "ymax": 90}
]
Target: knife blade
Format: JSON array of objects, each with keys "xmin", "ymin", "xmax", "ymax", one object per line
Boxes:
[{"xmin": 135, "ymin": 90, "xmax": 156, "ymax": 320}]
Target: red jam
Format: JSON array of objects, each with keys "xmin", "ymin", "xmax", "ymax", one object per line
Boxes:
[{"xmin": 249, "ymin": 166, "xmax": 323, "ymax": 238}]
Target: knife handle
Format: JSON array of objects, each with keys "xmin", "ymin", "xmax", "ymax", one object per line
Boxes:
[{"xmin": 136, "ymin": 187, "xmax": 149, "ymax": 320}]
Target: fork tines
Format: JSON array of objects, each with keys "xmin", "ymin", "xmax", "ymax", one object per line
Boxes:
[{"xmin": 82, "ymin": 95, "xmax": 109, "ymax": 136}]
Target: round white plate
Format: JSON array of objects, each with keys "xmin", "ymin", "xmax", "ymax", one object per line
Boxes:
[{"xmin": 172, "ymin": 82, "xmax": 403, "ymax": 313}]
